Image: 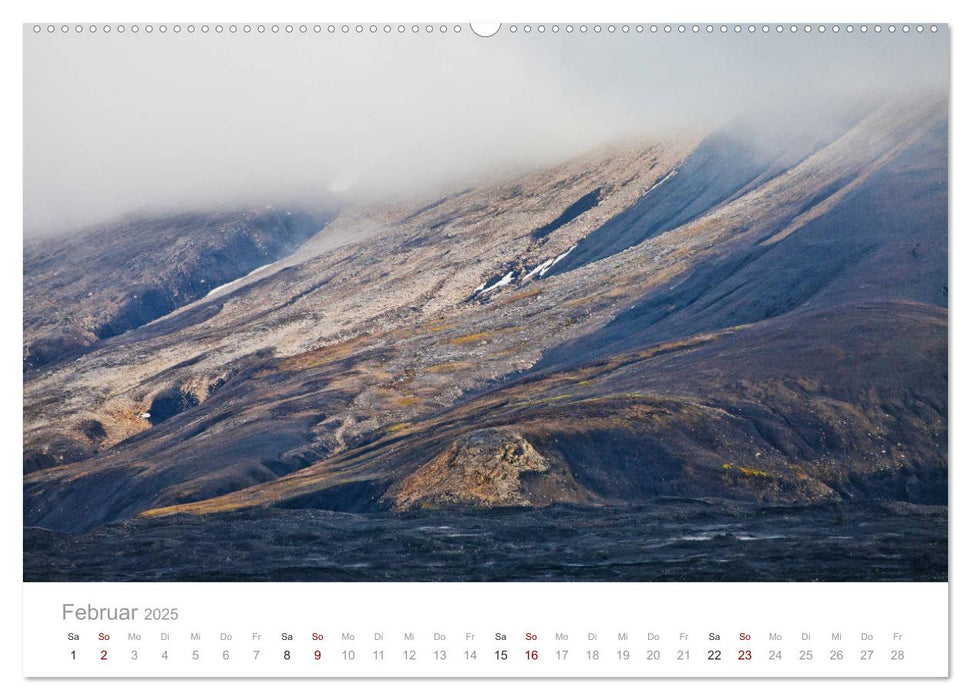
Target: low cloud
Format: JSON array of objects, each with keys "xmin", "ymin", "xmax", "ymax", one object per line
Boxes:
[{"xmin": 24, "ymin": 26, "xmax": 948, "ymax": 235}]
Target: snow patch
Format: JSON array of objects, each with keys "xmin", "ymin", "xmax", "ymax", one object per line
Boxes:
[
  {"xmin": 477, "ymin": 270, "xmax": 516, "ymax": 296},
  {"xmin": 521, "ymin": 242, "xmax": 580, "ymax": 283},
  {"xmin": 474, "ymin": 242, "xmax": 579, "ymax": 297},
  {"xmin": 645, "ymin": 169, "xmax": 676, "ymax": 194},
  {"xmin": 541, "ymin": 244, "xmax": 577, "ymax": 276},
  {"xmin": 205, "ymin": 264, "xmax": 272, "ymax": 298},
  {"xmin": 523, "ymin": 257, "xmax": 555, "ymax": 281}
]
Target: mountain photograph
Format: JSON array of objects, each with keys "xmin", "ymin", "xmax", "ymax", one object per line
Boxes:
[{"xmin": 23, "ymin": 27, "xmax": 948, "ymax": 581}]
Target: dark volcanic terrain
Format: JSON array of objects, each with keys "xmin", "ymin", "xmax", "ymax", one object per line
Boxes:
[
  {"xmin": 24, "ymin": 501, "xmax": 946, "ymax": 582},
  {"xmin": 23, "ymin": 98, "xmax": 947, "ymax": 580}
]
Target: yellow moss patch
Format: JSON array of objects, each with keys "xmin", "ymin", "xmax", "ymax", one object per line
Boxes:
[
  {"xmin": 450, "ymin": 326, "xmax": 524, "ymax": 345},
  {"xmin": 564, "ymin": 295, "xmax": 598, "ymax": 308},
  {"xmin": 451, "ymin": 331, "xmax": 495, "ymax": 345},
  {"xmin": 387, "ymin": 422, "xmax": 410, "ymax": 433},
  {"xmin": 635, "ymin": 332, "xmax": 724, "ymax": 361},
  {"xmin": 277, "ymin": 337, "xmax": 367, "ymax": 371},
  {"xmin": 722, "ymin": 463, "xmax": 771, "ymax": 478},
  {"xmin": 279, "ymin": 354, "xmax": 333, "ymax": 372},
  {"xmin": 496, "ymin": 288, "xmax": 542, "ymax": 306},
  {"xmin": 394, "ymin": 396, "xmax": 421, "ymax": 407}
]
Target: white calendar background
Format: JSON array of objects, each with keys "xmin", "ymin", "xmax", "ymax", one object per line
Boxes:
[{"xmin": 23, "ymin": 582, "xmax": 948, "ymax": 677}]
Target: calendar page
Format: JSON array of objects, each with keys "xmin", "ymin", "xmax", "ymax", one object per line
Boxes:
[{"xmin": 20, "ymin": 14, "xmax": 949, "ymax": 681}]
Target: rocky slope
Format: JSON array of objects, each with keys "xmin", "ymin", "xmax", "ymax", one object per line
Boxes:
[
  {"xmin": 23, "ymin": 208, "xmax": 327, "ymax": 374},
  {"xmin": 23, "ymin": 98, "xmax": 947, "ymax": 534}
]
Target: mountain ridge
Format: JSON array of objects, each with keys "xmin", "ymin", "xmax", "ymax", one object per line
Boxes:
[{"xmin": 23, "ymin": 98, "xmax": 947, "ymax": 534}]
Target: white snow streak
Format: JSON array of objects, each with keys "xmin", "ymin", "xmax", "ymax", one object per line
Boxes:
[
  {"xmin": 477, "ymin": 270, "xmax": 516, "ymax": 295},
  {"xmin": 205, "ymin": 264, "xmax": 272, "ymax": 298},
  {"xmin": 645, "ymin": 169, "xmax": 676, "ymax": 194},
  {"xmin": 541, "ymin": 244, "xmax": 577, "ymax": 276}
]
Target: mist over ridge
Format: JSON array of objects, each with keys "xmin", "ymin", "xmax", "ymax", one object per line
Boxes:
[{"xmin": 24, "ymin": 26, "xmax": 948, "ymax": 235}]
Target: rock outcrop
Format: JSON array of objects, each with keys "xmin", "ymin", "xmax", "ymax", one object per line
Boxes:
[{"xmin": 389, "ymin": 428, "xmax": 593, "ymax": 510}]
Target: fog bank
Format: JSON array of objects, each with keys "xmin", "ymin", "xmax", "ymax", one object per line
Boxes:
[{"xmin": 24, "ymin": 25, "xmax": 948, "ymax": 235}]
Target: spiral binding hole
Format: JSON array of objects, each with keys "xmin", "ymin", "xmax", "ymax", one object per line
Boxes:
[{"xmin": 31, "ymin": 22, "xmax": 944, "ymax": 38}]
